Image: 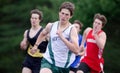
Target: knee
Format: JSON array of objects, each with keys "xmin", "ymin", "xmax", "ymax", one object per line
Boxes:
[{"xmin": 76, "ymin": 70, "xmax": 84, "ymax": 73}]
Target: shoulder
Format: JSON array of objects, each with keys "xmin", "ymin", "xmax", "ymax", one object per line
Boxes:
[
  {"xmin": 70, "ymin": 25, "xmax": 76, "ymax": 33},
  {"xmin": 47, "ymin": 21, "xmax": 60, "ymax": 29},
  {"xmin": 47, "ymin": 21, "xmax": 58, "ymax": 25},
  {"xmin": 83, "ymin": 27, "xmax": 92, "ymax": 37},
  {"xmin": 46, "ymin": 21, "xmax": 59, "ymax": 27},
  {"xmin": 24, "ymin": 29, "xmax": 29, "ymax": 35},
  {"xmin": 85, "ymin": 27, "xmax": 92, "ymax": 32},
  {"xmin": 70, "ymin": 25, "xmax": 78, "ymax": 35},
  {"xmin": 46, "ymin": 22, "xmax": 53, "ymax": 27},
  {"xmin": 23, "ymin": 29, "xmax": 29, "ymax": 37},
  {"xmin": 44, "ymin": 23, "xmax": 53, "ymax": 32},
  {"xmin": 99, "ymin": 30, "xmax": 107, "ymax": 38},
  {"xmin": 44, "ymin": 21, "xmax": 58, "ymax": 33},
  {"xmin": 70, "ymin": 24, "xmax": 76, "ymax": 30}
]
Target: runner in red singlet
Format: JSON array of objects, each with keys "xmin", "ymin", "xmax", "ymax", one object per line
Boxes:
[{"xmin": 77, "ymin": 13, "xmax": 107, "ymax": 73}]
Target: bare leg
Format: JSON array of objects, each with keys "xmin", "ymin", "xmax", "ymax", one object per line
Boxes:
[
  {"xmin": 40, "ymin": 68, "xmax": 52, "ymax": 73},
  {"xmin": 22, "ymin": 67, "xmax": 32, "ymax": 73},
  {"xmin": 77, "ymin": 70, "xmax": 84, "ymax": 73},
  {"xmin": 69, "ymin": 70, "xmax": 75, "ymax": 73}
]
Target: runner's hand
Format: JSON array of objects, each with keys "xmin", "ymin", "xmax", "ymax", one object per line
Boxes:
[{"xmin": 30, "ymin": 45, "xmax": 38, "ymax": 54}]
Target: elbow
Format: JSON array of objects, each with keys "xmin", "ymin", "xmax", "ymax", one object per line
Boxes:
[
  {"xmin": 98, "ymin": 44, "xmax": 105, "ymax": 50},
  {"xmin": 100, "ymin": 46, "xmax": 104, "ymax": 50}
]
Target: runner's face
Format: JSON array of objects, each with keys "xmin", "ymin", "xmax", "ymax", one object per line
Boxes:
[
  {"xmin": 74, "ymin": 23, "xmax": 81, "ymax": 33},
  {"xmin": 30, "ymin": 13, "xmax": 40, "ymax": 26},
  {"xmin": 59, "ymin": 8, "xmax": 72, "ymax": 24},
  {"xmin": 93, "ymin": 18, "xmax": 102, "ymax": 32}
]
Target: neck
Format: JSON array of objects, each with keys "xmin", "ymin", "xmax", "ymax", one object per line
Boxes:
[
  {"xmin": 31, "ymin": 25, "xmax": 41, "ymax": 30},
  {"xmin": 58, "ymin": 21, "xmax": 70, "ymax": 31},
  {"xmin": 59, "ymin": 21, "xmax": 69, "ymax": 27}
]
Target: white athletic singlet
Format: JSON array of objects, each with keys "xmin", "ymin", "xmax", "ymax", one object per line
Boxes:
[{"xmin": 43, "ymin": 21, "xmax": 76, "ymax": 68}]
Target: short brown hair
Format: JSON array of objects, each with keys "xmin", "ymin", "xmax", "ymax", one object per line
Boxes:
[
  {"xmin": 94, "ymin": 13, "xmax": 107, "ymax": 27},
  {"xmin": 59, "ymin": 2, "xmax": 75, "ymax": 16},
  {"xmin": 30, "ymin": 9, "xmax": 43, "ymax": 20},
  {"xmin": 74, "ymin": 20, "xmax": 83, "ymax": 29}
]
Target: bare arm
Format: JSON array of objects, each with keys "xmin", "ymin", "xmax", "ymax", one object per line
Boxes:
[
  {"xmin": 20, "ymin": 30, "xmax": 28, "ymax": 50},
  {"xmin": 81, "ymin": 27, "xmax": 91, "ymax": 46},
  {"xmin": 57, "ymin": 26, "xmax": 79, "ymax": 54},
  {"xmin": 93, "ymin": 31, "xmax": 107, "ymax": 50},
  {"xmin": 30, "ymin": 23, "xmax": 52, "ymax": 54},
  {"xmin": 78, "ymin": 27, "xmax": 92, "ymax": 55}
]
